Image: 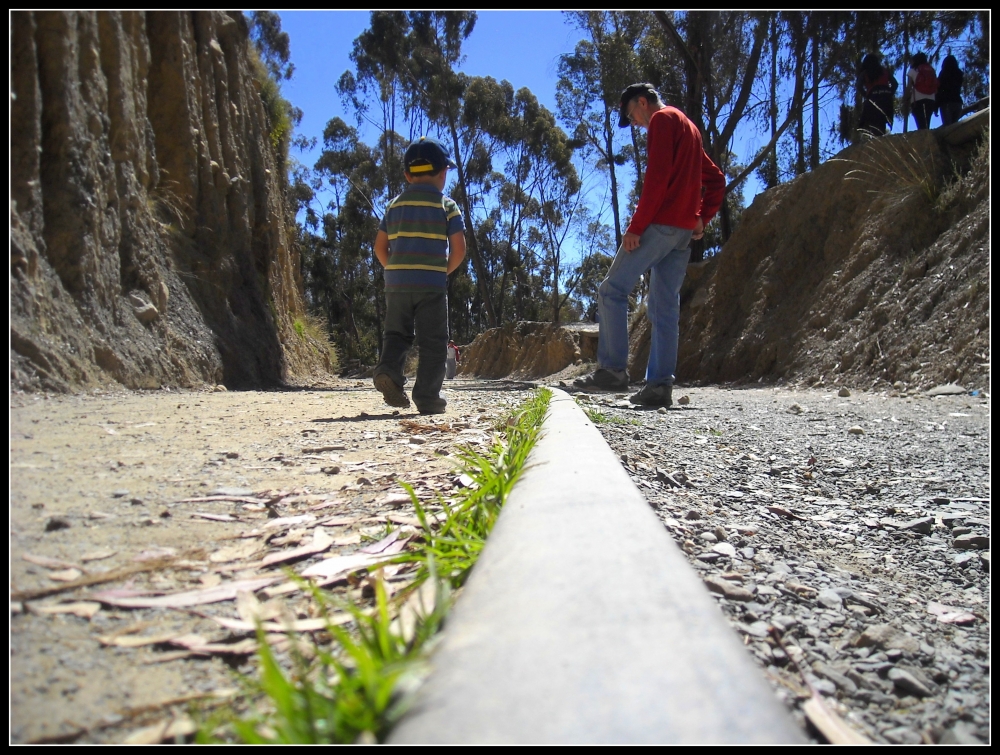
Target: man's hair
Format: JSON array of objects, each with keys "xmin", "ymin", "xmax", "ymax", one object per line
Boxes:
[{"xmin": 618, "ymin": 83, "xmax": 665, "ymax": 127}]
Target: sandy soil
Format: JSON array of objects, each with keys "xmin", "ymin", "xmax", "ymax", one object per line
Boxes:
[{"xmin": 9, "ymin": 377, "xmax": 535, "ymax": 743}]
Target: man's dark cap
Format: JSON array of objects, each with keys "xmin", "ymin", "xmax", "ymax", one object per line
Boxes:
[
  {"xmin": 618, "ymin": 83, "xmax": 659, "ymax": 128},
  {"xmin": 404, "ymin": 136, "xmax": 458, "ymax": 175}
]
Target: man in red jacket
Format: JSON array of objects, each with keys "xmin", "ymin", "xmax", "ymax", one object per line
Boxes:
[{"xmin": 574, "ymin": 83, "xmax": 725, "ymax": 407}]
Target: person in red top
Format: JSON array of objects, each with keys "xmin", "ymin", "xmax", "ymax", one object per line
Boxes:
[{"xmin": 574, "ymin": 83, "xmax": 725, "ymax": 407}]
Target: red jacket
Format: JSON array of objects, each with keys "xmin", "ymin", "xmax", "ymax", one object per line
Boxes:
[{"xmin": 625, "ymin": 106, "xmax": 726, "ymax": 236}]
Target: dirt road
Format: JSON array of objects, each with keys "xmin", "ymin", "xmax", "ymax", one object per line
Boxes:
[{"xmin": 10, "ymin": 377, "xmax": 535, "ymax": 743}]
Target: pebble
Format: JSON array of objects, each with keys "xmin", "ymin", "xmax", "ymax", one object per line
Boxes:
[
  {"xmin": 816, "ymin": 589, "xmax": 843, "ymax": 610},
  {"xmin": 856, "ymin": 624, "xmax": 920, "ymax": 654},
  {"xmin": 888, "ymin": 667, "xmax": 933, "ymax": 698},
  {"xmin": 837, "ymin": 387, "xmax": 851, "ymax": 397},
  {"xmin": 712, "ymin": 542, "xmax": 737, "ymax": 558},
  {"xmin": 848, "ymin": 426, "xmax": 865, "ymax": 435},
  {"xmin": 704, "ymin": 576, "xmax": 755, "ymax": 602},
  {"xmin": 882, "ymin": 726, "xmax": 923, "ymax": 744},
  {"xmin": 44, "ymin": 517, "xmax": 71, "ymax": 532},
  {"xmin": 953, "ymin": 533, "xmax": 989, "ymax": 549},
  {"xmin": 899, "ymin": 517, "xmax": 934, "ymax": 534}
]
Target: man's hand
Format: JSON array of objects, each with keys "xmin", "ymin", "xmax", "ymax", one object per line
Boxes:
[
  {"xmin": 622, "ymin": 232, "xmax": 641, "ymax": 252},
  {"xmin": 691, "ymin": 217, "xmax": 705, "ymax": 240}
]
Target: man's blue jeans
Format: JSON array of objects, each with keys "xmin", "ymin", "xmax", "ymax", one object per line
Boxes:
[{"xmin": 597, "ymin": 224, "xmax": 692, "ymax": 387}]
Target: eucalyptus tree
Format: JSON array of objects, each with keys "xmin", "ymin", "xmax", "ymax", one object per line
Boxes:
[{"xmin": 556, "ymin": 11, "xmax": 645, "ymax": 250}]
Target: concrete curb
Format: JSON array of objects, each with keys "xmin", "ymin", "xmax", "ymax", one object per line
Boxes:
[{"xmin": 389, "ymin": 389, "xmax": 806, "ymax": 744}]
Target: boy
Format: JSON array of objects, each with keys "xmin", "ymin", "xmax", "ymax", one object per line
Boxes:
[{"xmin": 372, "ymin": 136, "xmax": 467, "ymax": 414}]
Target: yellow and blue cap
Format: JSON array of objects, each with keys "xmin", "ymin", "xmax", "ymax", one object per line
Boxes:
[{"xmin": 404, "ymin": 136, "xmax": 458, "ymax": 175}]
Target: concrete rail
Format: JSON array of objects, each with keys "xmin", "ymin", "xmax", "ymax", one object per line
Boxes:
[{"xmin": 389, "ymin": 388, "xmax": 806, "ymax": 744}]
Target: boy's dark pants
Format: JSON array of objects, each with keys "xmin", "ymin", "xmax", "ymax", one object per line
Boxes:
[{"xmin": 375, "ymin": 291, "xmax": 448, "ymax": 406}]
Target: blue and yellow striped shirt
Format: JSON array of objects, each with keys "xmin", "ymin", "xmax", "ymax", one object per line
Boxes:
[{"xmin": 379, "ymin": 184, "xmax": 465, "ymax": 292}]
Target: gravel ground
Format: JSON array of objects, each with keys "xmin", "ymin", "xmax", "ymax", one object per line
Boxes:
[
  {"xmin": 571, "ymin": 382, "xmax": 989, "ymax": 744},
  {"xmin": 9, "ymin": 377, "xmax": 534, "ymax": 743}
]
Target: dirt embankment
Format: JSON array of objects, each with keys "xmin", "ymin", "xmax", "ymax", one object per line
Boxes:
[
  {"xmin": 663, "ymin": 113, "xmax": 990, "ymax": 392},
  {"xmin": 10, "ymin": 11, "xmax": 332, "ymax": 394}
]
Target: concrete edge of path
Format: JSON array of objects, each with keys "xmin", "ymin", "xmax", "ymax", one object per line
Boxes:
[{"xmin": 389, "ymin": 388, "xmax": 806, "ymax": 744}]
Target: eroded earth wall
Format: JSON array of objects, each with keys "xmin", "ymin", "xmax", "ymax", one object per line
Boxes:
[{"xmin": 10, "ymin": 11, "xmax": 331, "ymax": 392}]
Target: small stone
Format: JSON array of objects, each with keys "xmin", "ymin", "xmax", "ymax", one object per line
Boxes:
[
  {"xmin": 855, "ymin": 624, "xmax": 920, "ymax": 653},
  {"xmin": 953, "ymin": 533, "xmax": 989, "ymax": 549},
  {"xmin": 787, "ymin": 403, "xmax": 803, "ymax": 415},
  {"xmin": 656, "ymin": 407, "xmax": 668, "ymax": 414},
  {"xmin": 112, "ymin": 490, "xmax": 130, "ymax": 498},
  {"xmin": 712, "ymin": 542, "xmax": 737, "ymax": 558},
  {"xmin": 817, "ymin": 588, "xmax": 844, "ymax": 610},
  {"xmin": 684, "ymin": 510, "xmax": 702, "ymax": 520},
  {"xmin": 888, "ymin": 667, "xmax": 933, "ymax": 697},
  {"xmin": 45, "ymin": 517, "xmax": 71, "ymax": 532},
  {"xmin": 225, "ymin": 451, "xmax": 240, "ymax": 459},
  {"xmin": 939, "ymin": 723, "xmax": 983, "ymax": 744},
  {"xmin": 740, "ymin": 546, "xmax": 755, "ymax": 560},
  {"xmin": 925, "ymin": 383, "xmax": 966, "ymax": 396},
  {"xmin": 837, "ymin": 387, "xmax": 851, "ymax": 397},
  {"xmin": 883, "ymin": 726, "xmax": 923, "ymax": 744},
  {"xmin": 848, "ymin": 425, "xmax": 865, "ymax": 435},
  {"xmin": 704, "ymin": 576, "xmax": 755, "ymax": 602},
  {"xmin": 677, "ymin": 395, "xmax": 690, "ymax": 405},
  {"xmin": 321, "ymin": 466, "xmax": 341, "ymax": 475},
  {"xmin": 696, "ymin": 552, "xmax": 721, "ymax": 563},
  {"xmin": 812, "ymin": 662, "xmax": 857, "ymax": 694},
  {"xmin": 214, "ymin": 384, "xmax": 227, "ymax": 392},
  {"xmin": 954, "ymin": 552, "xmax": 977, "ymax": 567},
  {"xmin": 699, "ymin": 531, "xmax": 718, "ymax": 543},
  {"xmin": 899, "ymin": 516, "xmax": 934, "ymax": 534},
  {"xmin": 712, "ymin": 526, "xmax": 728, "ymax": 541},
  {"xmin": 980, "ymin": 551, "xmax": 990, "ymax": 572}
]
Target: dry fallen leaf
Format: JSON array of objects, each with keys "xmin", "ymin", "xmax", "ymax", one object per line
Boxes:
[
  {"xmin": 235, "ymin": 590, "xmax": 283, "ymax": 624},
  {"xmin": 123, "ymin": 715, "xmax": 197, "ymax": 745},
  {"xmin": 98, "ymin": 631, "xmax": 184, "ymax": 648},
  {"xmin": 393, "ymin": 580, "xmax": 439, "ymax": 644},
  {"xmin": 28, "ymin": 601, "xmax": 102, "ymax": 619},
  {"xmin": 261, "ymin": 527, "xmax": 334, "ymax": 567},
  {"xmin": 80, "ymin": 548, "xmax": 117, "ymax": 563},
  {"xmin": 47, "ymin": 568, "xmax": 84, "ymax": 582},
  {"xmin": 191, "ymin": 512, "xmax": 238, "ymax": 522},
  {"xmin": 94, "ymin": 577, "xmax": 280, "ymax": 609},
  {"xmin": 803, "ymin": 695, "xmax": 871, "ymax": 744},
  {"xmin": 359, "ymin": 530, "xmax": 400, "ymax": 555},
  {"xmin": 211, "ymin": 615, "xmax": 351, "ymax": 634},
  {"xmin": 22, "ymin": 553, "xmax": 83, "ymax": 570},
  {"xmin": 209, "ymin": 539, "xmax": 262, "ymax": 564}
]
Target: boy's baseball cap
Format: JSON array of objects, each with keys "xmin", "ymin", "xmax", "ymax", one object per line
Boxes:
[
  {"xmin": 618, "ymin": 83, "xmax": 659, "ymax": 128},
  {"xmin": 404, "ymin": 136, "xmax": 458, "ymax": 175}
]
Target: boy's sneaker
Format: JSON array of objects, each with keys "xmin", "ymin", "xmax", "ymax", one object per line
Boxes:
[
  {"xmin": 629, "ymin": 383, "xmax": 672, "ymax": 407},
  {"xmin": 415, "ymin": 397, "xmax": 447, "ymax": 415},
  {"xmin": 572, "ymin": 368, "xmax": 629, "ymax": 392},
  {"xmin": 374, "ymin": 372, "xmax": 410, "ymax": 408}
]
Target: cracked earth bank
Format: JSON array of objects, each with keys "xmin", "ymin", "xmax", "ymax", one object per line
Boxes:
[
  {"xmin": 579, "ymin": 383, "xmax": 989, "ymax": 744},
  {"xmin": 9, "ymin": 377, "xmax": 535, "ymax": 743}
]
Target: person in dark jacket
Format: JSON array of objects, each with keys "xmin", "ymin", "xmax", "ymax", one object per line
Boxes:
[
  {"xmin": 937, "ymin": 54, "xmax": 964, "ymax": 126},
  {"xmin": 858, "ymin": 53, "xmax": 897, "ymax": 136}
]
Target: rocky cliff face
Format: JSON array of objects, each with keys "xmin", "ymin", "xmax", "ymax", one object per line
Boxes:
[{"xmin": 10, "ymin": 11, "xmax": 332, "ymax": 392}]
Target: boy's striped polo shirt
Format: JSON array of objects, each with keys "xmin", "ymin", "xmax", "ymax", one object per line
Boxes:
[{"xmin": 379, "ymin": 183, "xmax": 465, "ymax": 292}]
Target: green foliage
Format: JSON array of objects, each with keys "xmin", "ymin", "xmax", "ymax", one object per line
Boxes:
[
  {"xmin": 585, "ymin": 407, "xmax": 641, "ymax": 426},
  {"xmin": 392, "ymin": 388, "xmax": 551, "ymax": 587}
]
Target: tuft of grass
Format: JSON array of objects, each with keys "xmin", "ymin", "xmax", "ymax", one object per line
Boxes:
[
  {"xmin": 836, "ymin": 135, "xmax": 943, "ymax": 206},
  {"xmin": 204, "ymin": 388, "xmax": 551, "ymax": 743}
]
